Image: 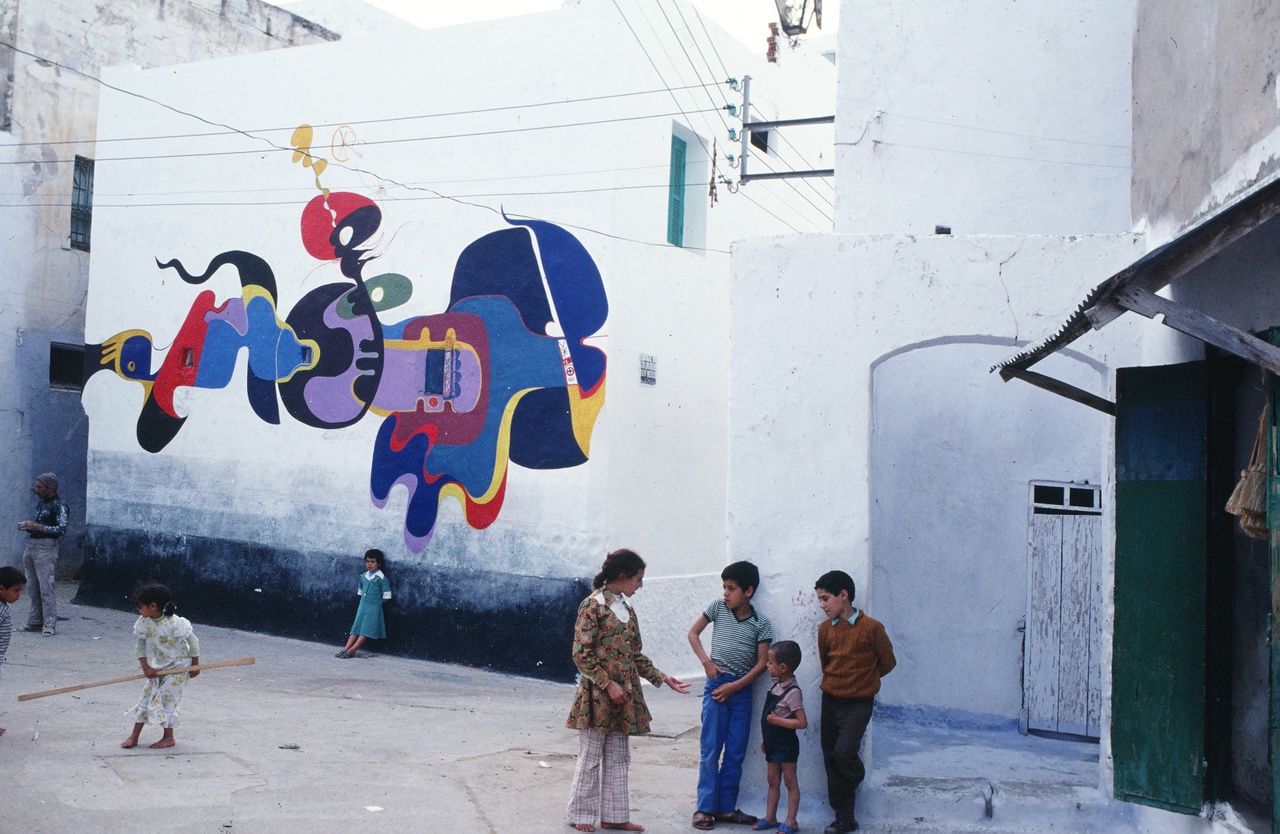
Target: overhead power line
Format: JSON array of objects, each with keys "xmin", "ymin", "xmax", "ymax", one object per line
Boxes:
[
  {"xmin": 0, "ymin": 39, "xmax": 752, "ymax": 253},
  {"xmin": 4, "ymin": 83, "xmax": 723, "ymax": 150},
  {"xmin": 880, "ymin": 110, "xmax": 1130, "ymax": 150}
]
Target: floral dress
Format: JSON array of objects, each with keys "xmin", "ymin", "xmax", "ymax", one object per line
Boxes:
[
  {"xmin": 128, "ymin": 614, "xmax": 199, "ymax": 728},
  {"xmin": 566, "ymin": 589, "xmax": 667, "ymax": 735}
]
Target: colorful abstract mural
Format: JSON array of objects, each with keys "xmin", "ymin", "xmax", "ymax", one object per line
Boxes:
[{"xmin": 87, "ymin": 132, "xmax": 608, "ymax": 551}]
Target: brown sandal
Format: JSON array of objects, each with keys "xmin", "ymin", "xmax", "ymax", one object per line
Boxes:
[
  {"xmin": 715, "ymin": 810, "xmax": 759, "ymax": 826},
  {"xmin": 693, "ymin": 812, "xmax": 715, "ymax": 830}
]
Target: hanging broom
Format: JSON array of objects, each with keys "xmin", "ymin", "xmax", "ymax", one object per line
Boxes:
[{"xmin": 1226, "ymin": 407, "xmax": 1269, "ymax": 540}]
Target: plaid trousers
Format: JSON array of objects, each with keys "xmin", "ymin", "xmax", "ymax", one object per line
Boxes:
[{"xmin": 566, "ymin": 729, "xmax": 631, "ymax": 825}]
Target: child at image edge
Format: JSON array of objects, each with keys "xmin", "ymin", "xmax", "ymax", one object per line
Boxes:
[
  {"xmin": 688, "ymin": 560, "xmax": 773, "ymax": 830},
  {"xmin": 0, "ymin": 565, "xmax": 27, "ymax": 737},
  {"xmin": 122, "ymin": 583, "xmax": 201, "ymax": 750},
  {"xmin": 815, "ymin": 570, "xmax": 896, "ymax": 834},
  {"xmin": 752, "ymin": 640, "xmax": 807, "ymax": 834}
]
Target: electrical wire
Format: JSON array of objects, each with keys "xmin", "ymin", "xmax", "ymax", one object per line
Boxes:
[
  {"xmin": 659, "ymin": 2, "xmax": 835, "ymax": 225},
  {"xmin": 880, "ymin": 110, "xmax": 1130, "ymax": 149},
  {"xmin": 0, "ymin": 39, "xmax": 736, "ymax": 253},
  {"xmin": 771, "ymin": 127, "xmax": 837, "ymax": 201},
  {"xmin": 177, "ymin": 0, "xmax": 329, "ymax": 46},
  {"xmin": 0, "ymin": 182, "xmax": 681, "ymax": 210},
  {"xmin": 623, "ymin": 0, "xmax": 727, "ymax": 160},
  {"xmin": 636, "ymin": 2, "xmax": 830, "ymax": 229},
  {"xmin": 656, "ymin": 0, "xmax": 734, "ymax": 139},
  {"xmin": 867, "ymin": 138, "xmax": 1130, "ymax": 169},
  {"xmin": 0, "ymin": 163, "xmax": 673, "ymax": 200},
  {"xmin": 691, "ymin": 5, "xmax": 733, "ymax": 82},
  {"xmin": 755, "ymin": 139, "xmax": 835, "ymax": 209},
  {"xmin": 2, "ymin": 83, "xmax": 724, "ymax": 149},
  {"xmin": 613, "ymin": 0, "xmax": 750, "ymax": 235},
  {"xmin": 741, "ymin": 152, "xmax": 832, "ymax": 229},
  {"xmin": 736, "ymin": 188, "xmax": 800, "ymax": 233},
  {"xmin": 0, "ymin": 107, "xmax": 722, "ymax": 167}
]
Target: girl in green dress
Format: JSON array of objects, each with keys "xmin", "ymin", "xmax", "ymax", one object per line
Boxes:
[{"xmin": 336, "ymin": 549, "xmax": 391, "ymax": 659}]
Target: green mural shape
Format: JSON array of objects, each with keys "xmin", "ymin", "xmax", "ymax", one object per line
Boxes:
[{"xmin": 338, "ymin": 273, "xmax": 413, "ymax": 319}]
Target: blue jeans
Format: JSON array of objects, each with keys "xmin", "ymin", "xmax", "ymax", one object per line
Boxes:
[{"xmin": 697, "ymin": 672, "xmax": 753, "ymax": 813}]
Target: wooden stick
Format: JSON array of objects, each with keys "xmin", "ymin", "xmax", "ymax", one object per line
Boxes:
[{"xmin": 17, "ymin": 657, "xmax": 255, "ymax": 702}]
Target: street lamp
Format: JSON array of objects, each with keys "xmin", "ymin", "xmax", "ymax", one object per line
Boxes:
[{"xmin": 773, "ymin": 0, "xmax": 821, "ymax": 36}]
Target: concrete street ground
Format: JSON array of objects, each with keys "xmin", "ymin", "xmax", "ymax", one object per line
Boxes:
[
  {"xmin": 0, "ymin": 584, "xmax": 1261, "ymax": 833},
  {"xmin": 2, "ymin": 582, "xmax": 705, "ymax": 833}
]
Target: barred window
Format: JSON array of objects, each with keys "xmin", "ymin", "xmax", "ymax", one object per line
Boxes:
[
  {"xmin": 49, "ymin": 343, "xmax": 85, "ymax": 391},
  {"xmin": 71, "ymin": 156, "xmax": 94, "ymax": 251}
]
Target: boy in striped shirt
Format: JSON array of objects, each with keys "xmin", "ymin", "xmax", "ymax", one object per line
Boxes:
[{"xmin": 688, "ymin": 561, "xmax": 773, "ymax": 829}]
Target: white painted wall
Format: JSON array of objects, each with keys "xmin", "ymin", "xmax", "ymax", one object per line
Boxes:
[
  {"xmin": 834, "ymin": 0, "xmax": 1134, "ymax": 236},
  {"xmin": 728, "ymin": 230, "xmax": 1144, "ymax": 804},
  {"xmin": 82, "ymin": 0, "xmax": 834, "ymax": 675},
  {"xmin": 871, "ymin": 342, "xmax": 1109, "ymax": 721}
]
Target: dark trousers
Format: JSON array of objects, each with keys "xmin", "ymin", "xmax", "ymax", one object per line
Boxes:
[{"xmin": 820, "ymin": 692, "xmax": 874, "ymax": 825}]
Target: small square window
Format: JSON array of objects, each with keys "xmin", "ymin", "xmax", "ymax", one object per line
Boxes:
[
  {"xmin": 49, "ymin": 343, "xmax": 84, "ymax": 391},
  {"xmin": 750, "ymin": 129, "xmax": 769, "ymax": 154},
  {"xmin": 1033, "ymin": 485, "xmax": 1064, "ymax": 506},
  {"xmin": 182, "ymin": 348, "xmax": 194, "ymax": 368},
  {"xmin": 1069, "ymin": 488, "xmax": 1097, "ymax": 509},
  {"xmin": 1031, "ymin": 481, "xmax": 1101, "ymax": 515}
]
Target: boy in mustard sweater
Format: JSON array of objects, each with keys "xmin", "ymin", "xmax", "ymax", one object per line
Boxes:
[{"xmin": 814, "ymin": 570, "xmax": 895, "ymax": 834}]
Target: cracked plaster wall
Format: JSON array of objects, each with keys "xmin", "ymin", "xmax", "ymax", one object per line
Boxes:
[
  {"xmin": 728, "ymin": 230, "xmax": 1146, "ymax": 799},
  {"xmin": 1132, "ymin": 0, "xmax": 1280, "ymax": 239},
  {"xmin": 78, "ymin": 0, "xmax": 837, "ymax": 676},
  {"xmin": 0, "ymin": 0, "xmax": 334, "ymax": 577},
  {"xmin": 833, "ymin": 0, "xmax": 1133, "ymax": 236}
]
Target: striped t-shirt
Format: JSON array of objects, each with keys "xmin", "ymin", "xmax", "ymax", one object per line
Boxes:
[
  {"xmin": 702, "ymin": 598, "xmax": 773, "ymax": 677},
  {"xmin": 0, "ymin": 601, "xmax": 10, "ymax": 674}
]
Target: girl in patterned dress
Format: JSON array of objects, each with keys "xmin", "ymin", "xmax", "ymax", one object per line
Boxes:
[
  {"xmin": 121, "ymin": 583, "xmax": 200, "ymax": 749},
  {"xmin": 566, "ymin": 549, "xmax": 690, "ymax": 833},
  {"xmin": 336, "ymin": 549, "xmax": 391, "ymax": 658}
]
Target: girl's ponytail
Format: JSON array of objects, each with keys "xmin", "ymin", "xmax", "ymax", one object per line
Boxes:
[
  {"xmin": 593, "ymin": 548, "xmax": 646, "ymax": 589},
  {"xmin": 132, "ymin": 582, "xmax": 175, "ymax": 615}
]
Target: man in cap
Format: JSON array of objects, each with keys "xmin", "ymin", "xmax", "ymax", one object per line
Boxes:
[{"xmin": 17, "ymin": 473, "xmax": 67, "ymax": 635}]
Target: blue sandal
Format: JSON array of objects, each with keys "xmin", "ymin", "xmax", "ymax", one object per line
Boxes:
[
  {"xmin": 752, "ymin": 823, "xmax": 779, "ymax": 832},
  {"xmin": 778, "ymin": 825, "xmax": 799, "ymax": 834}
]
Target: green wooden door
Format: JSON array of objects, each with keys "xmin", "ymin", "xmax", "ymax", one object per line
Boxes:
[{"xmin": 1113, "ymin": 362, "xmax": 1208, "ymax": 814}]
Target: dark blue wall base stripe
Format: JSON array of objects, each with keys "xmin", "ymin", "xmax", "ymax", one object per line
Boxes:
[{"xmin": 75, "ymin": 525, "xmax": 588, "ymax": 682}]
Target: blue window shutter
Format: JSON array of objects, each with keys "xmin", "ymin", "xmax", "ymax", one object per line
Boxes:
[
  {"xmin": 667, "ymin": 135, "xmax": 686, "ymax": 247},
  {"xmin": 71, "ymin": 156, "xmax": 94, "ymax": 251}
]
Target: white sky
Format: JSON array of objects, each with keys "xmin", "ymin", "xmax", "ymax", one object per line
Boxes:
[{"xmin": 279, "ymin": 0, "xmax": 836, "ymax": 52}]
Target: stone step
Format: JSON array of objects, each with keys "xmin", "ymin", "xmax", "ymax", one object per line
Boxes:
[{"xmin": 858, "ymin": 771, "xmax": 1122, "ymax": 833}]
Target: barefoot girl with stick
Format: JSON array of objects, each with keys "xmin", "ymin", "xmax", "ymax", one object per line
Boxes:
[{"xmin": 121, "ymin": 583, "xmax": 200, "ymax": 750}]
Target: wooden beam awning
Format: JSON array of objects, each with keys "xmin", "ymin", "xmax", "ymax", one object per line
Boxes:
[{"xmin": 993, "ymin": 174, "xmax": 1280, "ymax": 413}]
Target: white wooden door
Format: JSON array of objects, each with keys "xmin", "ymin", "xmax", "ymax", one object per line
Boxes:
[{"xmin": 1025, "ymin": 483, "xmax": 1103, "ymax": 738}]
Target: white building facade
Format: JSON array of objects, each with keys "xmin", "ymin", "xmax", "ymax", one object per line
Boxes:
[
  {"xmin": 730, "ymin": 0, "xmax": 1280, "ymax": 828},
  {"xmin": 0, "ymin": 0, "xmax": 335, "ymax": 578},
  {"xmin": 79, "ymin": 0, "xmax": 835, "ymax": 679}
]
